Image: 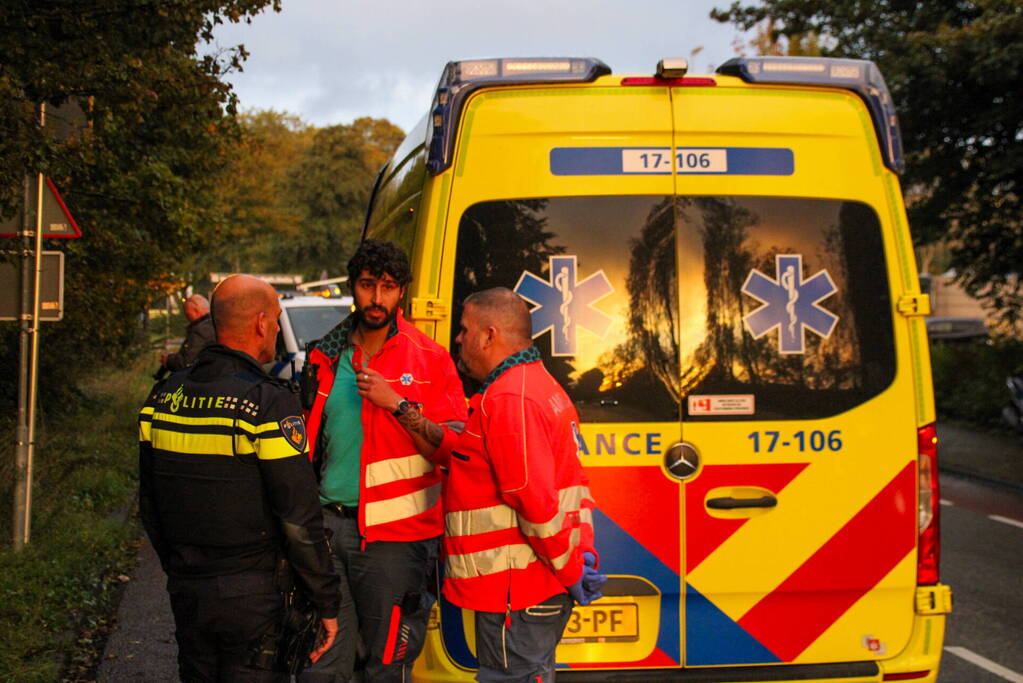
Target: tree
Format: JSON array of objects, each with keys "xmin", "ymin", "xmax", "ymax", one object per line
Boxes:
[
  {"xmin": 712, "ymin": 1, "xmax": 1023, "ymax": 329},
  {"xmin": 0, "ymin": 0, "xmax": 279, "ymax": 411},
  {"xmin": 732, "ymin": 17, "xmax": 824, "ymax": 57},
  {"xmin": 207, "ymin": 109, "xmax": 312, "ymax": 274},
  {"xmin": 276, "ymin": 118, "xmax": 404, "ymax": 279}
]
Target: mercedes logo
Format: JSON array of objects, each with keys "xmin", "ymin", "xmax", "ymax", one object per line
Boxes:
[{"xmin": 664, "ymin": 442, "xmax": 700, "ymax": 480}]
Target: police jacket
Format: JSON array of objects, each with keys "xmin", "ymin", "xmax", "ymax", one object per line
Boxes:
[
  {"xmin": 164, "ymin": 313, "xmax": 216, "ymax": 371},
  {"xmin": 303, "ymin": 309, "xmax": 467, "ymax": 543},
  {"xmin": 138, "ymin": 344, "xmax": 339, "ymax": 617},
  {"xmin": 438, "ymin": 346, "xmax": 598, "ymax": 612}
]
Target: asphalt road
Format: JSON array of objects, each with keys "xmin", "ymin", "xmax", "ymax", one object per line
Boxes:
[
  {"xmin": 97, "ymin": 538, "xmax": 176, "ymax": 682},
  {"xmin": 937, "ymin": 473, "xmax": 1023, "ymax": 683},
  {"xmin": 98, "ymin": 469, "xmax": 1023, "ymax": 682}
]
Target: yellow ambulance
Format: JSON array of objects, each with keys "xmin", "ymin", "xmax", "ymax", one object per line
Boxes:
[{"xmin": 363, "ymin": 55, "xmax": 952, "ymax": 683}]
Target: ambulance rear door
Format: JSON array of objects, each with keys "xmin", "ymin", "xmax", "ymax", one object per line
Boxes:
[
  {"xmin": 436, "ymin": 78, "xmax": 691, "ymax": 672},
  {"xmin": 669, "ymin": 78, "xmax": 920, "ymax": 669}
]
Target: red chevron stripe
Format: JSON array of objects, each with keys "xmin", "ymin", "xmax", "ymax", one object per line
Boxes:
[
  {"xmin": 587, "ymin": 466, "xmax": 681, "ymax": 574},
  {"xmin": 738, "ymin": 460, "xmax": 917, "ymax": 661},
  {"xmin": 685, "ymin": 463, "xmax": 808, "ymax": 573},
  {"xmin": 565, "ymin": 645, "xmax": 679, "ymax": 668}
]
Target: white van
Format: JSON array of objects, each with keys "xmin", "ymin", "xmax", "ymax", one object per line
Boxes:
[{"xmin": 268, "ymin": 294, "xmax": 352, "ymax": 380}]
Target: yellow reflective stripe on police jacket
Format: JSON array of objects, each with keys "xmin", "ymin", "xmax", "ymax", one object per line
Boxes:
[
  {"xmin": 139, "ymin": 406, "xmax": 154, "ymax": 443},
  {"xmin": 364, "ymin": 482, "xmax": 441, "ymax": 527},
  {"xmin": 446, "ymin": 543, "xmax": 539, "ymax": 580},
  {"xmin": 256, "ymin": 433, "xmax": 306, "ymax": 460},
  {"xmin": 149, "ymin": 419, "xmax": 257, "ymax": 457},
  {"xmin": 148, "ymin": 410, "xmax": 301, "ymax": 460},
  {"xmin": 147, "ymin": 411, "xmax": 261, "ymax": 434}
]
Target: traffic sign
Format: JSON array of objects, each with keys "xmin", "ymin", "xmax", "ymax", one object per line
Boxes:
[
  {"xmin": 0, "ymin": 251, "xmax": 65, "ymax": 321},
  {"xmin": 1, "ymin": 177, "xmax": 81, "ymax": 238}
]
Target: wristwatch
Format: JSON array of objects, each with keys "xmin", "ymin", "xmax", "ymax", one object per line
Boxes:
[{"xmin": 393, "ymin": 398, "xmax": 422, "ymax": 417}]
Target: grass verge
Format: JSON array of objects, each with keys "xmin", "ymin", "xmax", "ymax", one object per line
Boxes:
[{"xmin": 0, "ymin": 351, "xmax": 158, "ymax": 682}]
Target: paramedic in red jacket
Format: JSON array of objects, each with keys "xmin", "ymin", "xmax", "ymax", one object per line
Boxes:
[
  {"xmin": 359, "ymin": 287, "xmax": 606, "ymax": 683},
  {"xmin": 297, "ymin": 240, "xmax": 467, "ymax": 683}
]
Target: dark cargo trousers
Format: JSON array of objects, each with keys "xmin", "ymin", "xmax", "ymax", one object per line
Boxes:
[
  {"xmin": 167, "ymin": 571, "xmax": 288, "ymax": 683},
  {"xmin": 299, "ymin": 506, "xmax": 439, "ymax": 683},
  {"xmin": 474, "ymin": 593, "xmax": 573, "ymax": 683}
]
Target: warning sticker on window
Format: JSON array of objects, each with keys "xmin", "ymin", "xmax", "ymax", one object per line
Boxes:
[{"xmin": 688, "ymin": 394, "xmax": 755, "ymax": 416}]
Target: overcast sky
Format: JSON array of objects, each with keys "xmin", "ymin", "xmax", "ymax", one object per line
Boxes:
[{"xmin": 211, "ymin": 0, "xmax": 748, "ymax": 133}]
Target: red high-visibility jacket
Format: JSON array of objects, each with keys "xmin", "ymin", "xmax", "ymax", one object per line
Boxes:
[
  {"xmin": 304, "ymin": 310, "xmax": 467, "ymax": 542},
  {"xmin": 439, "ymin": 346, "xmax": 597, "ymax": 612}
]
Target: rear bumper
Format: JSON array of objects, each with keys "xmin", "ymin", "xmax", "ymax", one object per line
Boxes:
[
  {"xmin": 557, "ymin": 661, "xmax": 879, "ymax": 681},
  {"xmin": 412, "ymin": 585, "xmax": 952, "ymax": 683}
]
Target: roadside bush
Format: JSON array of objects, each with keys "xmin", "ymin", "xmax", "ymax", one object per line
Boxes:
[
  {"xmin": 0, "ymin": 352, "xmax": 154, "ymax": 682},
  {"xmin": 930, "ymin": 337, "xmax": 1023, "ymax": 430}
]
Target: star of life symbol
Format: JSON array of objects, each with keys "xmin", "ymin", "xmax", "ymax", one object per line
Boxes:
[
  {"xmin": 741, "ymin": 254, "xmax": 839, "ymax": 354},
  {"xmin": 514, "ymin": 255, "xmax": 614, "ymax": 356},
  {"xmin": 399, "ymin": 373, "xmax": 413, "ymax": 386}
]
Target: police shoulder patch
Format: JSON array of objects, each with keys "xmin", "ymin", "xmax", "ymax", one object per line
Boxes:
[{"xmin": 279, "ymin": 415, "xmax": 308, "ymax": 452}]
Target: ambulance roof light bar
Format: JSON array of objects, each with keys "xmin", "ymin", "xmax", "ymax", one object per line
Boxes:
[
  {"xmin": 716, "ymin": 56, "xmax": 905, "ymax": 174},
  {"xmin": 425, "ymin": 57, "xmax": 612, "ymax": 175}
]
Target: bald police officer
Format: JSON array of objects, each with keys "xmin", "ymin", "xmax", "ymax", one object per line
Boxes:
[{"xmin": 139, "ymin": 274, "xmax": 339, "ymax": 682}]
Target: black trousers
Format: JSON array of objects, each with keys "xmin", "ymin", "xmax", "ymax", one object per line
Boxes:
[
  {"xmin": 474, "ymin": 592, "xmax": 574, "ymax": 683},
  {"xmin": 298, "ymin": 507, "xmax": 439, "ymax": 683},
  {"xmin": 167, "ymin": 571, "xmax": 288, "ymax": 683}
]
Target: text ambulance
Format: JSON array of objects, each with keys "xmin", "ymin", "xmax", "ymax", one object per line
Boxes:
[{"xmin": 361, "ymin": 56, "xmax": 952, "ymax": 683}]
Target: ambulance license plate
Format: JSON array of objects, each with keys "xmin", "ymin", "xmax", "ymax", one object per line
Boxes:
[{"xmin": 561, "ymin": 602, "xmax": 639, "ymax": 643}]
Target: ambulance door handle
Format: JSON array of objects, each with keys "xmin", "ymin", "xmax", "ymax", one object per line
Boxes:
[{"xmin": 706, "ymin": 495, "xmax": 777, "ymax": 510}]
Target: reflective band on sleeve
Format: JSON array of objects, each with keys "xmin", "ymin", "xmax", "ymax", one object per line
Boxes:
[
  {"xmin": 256, "ymin": 434, "xmax": 306, "ymax": 461},
  {"xmin": 364, "ymin": 482, "xmax": 441, "ymax": 527},
  {"xmin": 446, "ymin": 503, "xmax": 517, "ymax": 537},
  {"xmin": 139, "ymin": 408, "xmax": 153, "ymax": 442},
  {"xmin": 548, "ymin": 527, "xmax": 582, "ymax": 571},
  {"xmin": 517, "ymin": 485, "xmax": 593, "ymax": 539},
  {"xmin": 446, "ymin": 543, "xmax": 539, "ymax": 579},
  {"xmin": 365, "ymin": 454, "xmax": 435, "ymax": 488}
]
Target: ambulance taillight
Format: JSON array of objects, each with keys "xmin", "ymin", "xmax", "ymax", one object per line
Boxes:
[{"xmin": 917, "ymin": 423, "xmax": 940, "ymax": 584}]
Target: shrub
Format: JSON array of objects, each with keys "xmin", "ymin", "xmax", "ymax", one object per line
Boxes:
[{"xmin": 930, "ymin": 337, "xmax": 1023, "ymax": 429}]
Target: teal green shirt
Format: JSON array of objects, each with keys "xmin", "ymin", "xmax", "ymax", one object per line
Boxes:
[{"xmin": 319, "ymin": 347, "xmax": 363, "ymax": 507}]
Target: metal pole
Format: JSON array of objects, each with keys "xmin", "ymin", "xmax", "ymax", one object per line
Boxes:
[
  {"xmin": 24, "ymin": 167, "xmax": 46, "ymax": 546},
  {"xmin": 12, "ymin": 103, "xmax": 45, "ymax": 550},
  {"xmin": 12, "ymin": 175, "xmax": 32, "ymax": 551}
]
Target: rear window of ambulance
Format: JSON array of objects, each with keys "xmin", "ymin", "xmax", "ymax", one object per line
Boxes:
[
  {"xmin": 451, "ymin": 195, "xmax": 895, "ymax": 422},
  {"xmin": 677, "ymin": 196, "xmax": 896, "ymax": 421}
]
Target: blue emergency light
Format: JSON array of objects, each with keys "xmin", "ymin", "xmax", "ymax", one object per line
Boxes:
[
  {"xmin": 425, "ymin": 57, "xmax": 612, "ymax": 175},
  {"xmin": 716, "ymin": 56, "xmax": 905, "ymax": 174}
]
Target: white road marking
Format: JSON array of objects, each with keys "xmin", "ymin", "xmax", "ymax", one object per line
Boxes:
[
  {"xmin": 940, "ymin": 499, "xmax": 953, "ymax": 506},
  {"xmin": 945, "ymin": 646, "xmax": 1023, "ymax": 683},
  {"xmin": 989, "ymin": 514, "xmax": 1023, "ymax": 530}
]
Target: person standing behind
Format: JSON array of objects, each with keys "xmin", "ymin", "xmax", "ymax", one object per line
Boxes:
[
  {"xmin": 139, "ymin": 274, "xmax": 339, "ymax": 682},
  {"xmin": 159, "ymin": 293, "xmax": 216, "ymax": 374},
  {"xmin": 360, "ymin": 287, "xmax": 607, "ymax": 683},
  {"xmin": 299, "ymin": 240, "xmax": 468, "ymax": 683}
]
